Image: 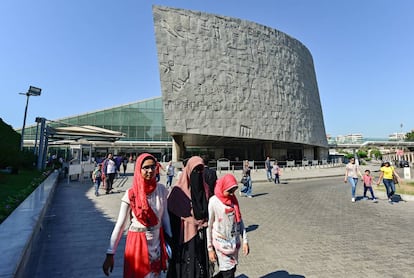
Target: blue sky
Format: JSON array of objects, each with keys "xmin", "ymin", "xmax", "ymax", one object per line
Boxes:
[{"xmin": 1, "ymin": 0, "xmax": 413, "ymax": 138}]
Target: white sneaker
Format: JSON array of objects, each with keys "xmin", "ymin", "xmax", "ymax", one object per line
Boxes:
[
  {"xmin": 372, "ymin": 198, "xmax": 378, "ymax": 203},
  {"xmin": 351, "ymin": 198, "xmax": 355, "ymax": 202},
  {"xmin": 247, "ymin": 195, "xmax": 253, "ymax": 198}
]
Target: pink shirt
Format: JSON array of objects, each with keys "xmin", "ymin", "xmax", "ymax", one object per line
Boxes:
[{"xmin": 362, "ymin": 175, "xmax": 372, "ymax": 186}]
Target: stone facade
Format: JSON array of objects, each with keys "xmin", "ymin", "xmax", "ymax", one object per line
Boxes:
[{"xmin": 153, "ymin": 6, "xmax": 328, "ymax": 156}]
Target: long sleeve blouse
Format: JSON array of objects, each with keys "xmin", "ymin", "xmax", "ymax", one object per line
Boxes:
[
  {"xmin": 206, "ymin": 196, "xmax": 247, "ymax": 271},
  {"xmin": 106, "ymin": 184, "xmax": 172, "ymax": 255}
]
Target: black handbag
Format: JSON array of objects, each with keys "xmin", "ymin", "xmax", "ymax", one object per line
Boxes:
[{"xmin": 392, "ymin": 174, "xmax": 399, "ymax": 184}]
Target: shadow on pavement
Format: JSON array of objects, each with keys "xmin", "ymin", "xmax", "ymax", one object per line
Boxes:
[
  {"xmin": 251, "ymin": 193, "xmax": 268, "ymax": 198},
  {"xmin": 114, "ymin": 176, "xmax": 129, "ymax": 188},
  {"xmin": 260, "ymin": 270, "xmax": 305, "ymax": 278},
  {"xmin": 246, "ymin": 224, "xmax": 258, "ymax": 233},
  {"xmin": 25, "ymin": 178, "xmax": 126, "ymax": 277},
  {"xmin": 236, "ymin": 270, "xmax": 305, "ymax": 278}
]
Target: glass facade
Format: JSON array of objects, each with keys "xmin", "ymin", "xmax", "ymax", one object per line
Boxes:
[{"xmin": 22, "ymin": 97, "xmax": 171, "ymax": 142}]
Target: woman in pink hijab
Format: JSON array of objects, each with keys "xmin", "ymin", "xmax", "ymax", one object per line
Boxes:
[
  {"xmin": 207, "ymin": 174, "xmax": 249, "ymax": 278},
  {"xmin": 167, "ymin": 156, "xmax": 210, "ymax": 278}
]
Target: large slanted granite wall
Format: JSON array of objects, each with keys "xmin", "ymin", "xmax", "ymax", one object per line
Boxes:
[{"xmin": 153, "ymin": 6, "xmax": 328, "ymax": 148}]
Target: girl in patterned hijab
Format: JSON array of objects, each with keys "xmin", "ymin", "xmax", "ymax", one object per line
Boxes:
[{"xmin": 207, "ymin": 174, "xmax": 249, "ymax": 278}]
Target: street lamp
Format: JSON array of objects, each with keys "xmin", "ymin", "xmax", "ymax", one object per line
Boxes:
[
  {"xmin": 19, "ymin": 86, "xmax": 42, "ymax": 151},
  {"xmin": 34, "ymin": 116, "xmax": 43, "ymax": 155}
]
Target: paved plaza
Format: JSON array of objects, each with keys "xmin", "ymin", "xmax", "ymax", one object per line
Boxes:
[{"xmin": 26, "ymin": 165, "xmax": 414, "ymax": 278}]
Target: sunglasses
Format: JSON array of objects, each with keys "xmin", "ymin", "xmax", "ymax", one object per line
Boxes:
[
  {"xmin": 142, "ymin": 165, "xmax": 156, "ymax": 171},
  {"xmin": 227, "ymin": 187, "xmax": 238, "ymax": 194}
]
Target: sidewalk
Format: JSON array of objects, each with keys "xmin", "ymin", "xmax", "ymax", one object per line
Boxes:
[
  {"xmin": 217, "ymin": 163, "xmax": 373, "ymax": 185},
  {"xmin": 236, "ymin": 163, "xmax": 414, "ymax": 201},
  {"xmin": 2, "ymin": 162, "xmax": 413, "ymax": 277},
  {"xmin": 220, "ymin": 164, "xmax": 351, "ymax": 182}
]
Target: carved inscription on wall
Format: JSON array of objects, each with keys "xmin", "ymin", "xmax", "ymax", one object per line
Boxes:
[
  {"xmin": 240, "ymin": 125, "xmax": 252, "ymax": 138},
  {"xmin": 153, "ymin": 6, "xmax": 328, "ymax": 147}
]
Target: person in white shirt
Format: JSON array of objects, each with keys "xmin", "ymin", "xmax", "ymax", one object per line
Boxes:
[
  {"xmin": 103, "ymin": 153, "xmax": 117, "ymax": 194},
  {"xmin": 165, "ymin": 160, "xmax": 175, "ymax": 188},
  {"xmin": 344, "ymin": 157, "xmax": 363, "ymax": 202}
]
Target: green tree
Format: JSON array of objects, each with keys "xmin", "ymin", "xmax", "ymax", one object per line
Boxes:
[
  {"xmin": 405, "ymin": 131, "xmax": 414, "ymax": 141},
  {"xmin": 0, "ymin": 118, "xmax": 36, "ymax": 172},
  {"xmin": 344, "ymin": 153, "xmax": 354, "ymax": 159},
  {"xmin": 405, "ymin": 131, "xmax": 414, "ymax": 151},
  {"xmin": 0, "ymin": 118, "xmax": 21, "ymax": 170},
  {"xmin": 370, "ymin": 148, "xmax": 382, "ymax": 160},
  {"xmin": 357, "ymin": 150, "xmax": 368, "ymax": 158}
]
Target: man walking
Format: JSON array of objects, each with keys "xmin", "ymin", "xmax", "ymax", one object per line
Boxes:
[
  {"xmin": 103, "ymin": 153, "xmax": 117, "ymax": 194},
  {"xmin": 265, "ymin": 156, "xmax": 272, "ymax": 182},
  {"xmin": 165, "ymin": 160, "xmax": 175, "ymax": 187}
]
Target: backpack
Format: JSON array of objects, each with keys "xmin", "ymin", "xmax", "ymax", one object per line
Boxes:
[{"xmin": 94, "ymin": 169, "xmax": 102, "ymax": 179}]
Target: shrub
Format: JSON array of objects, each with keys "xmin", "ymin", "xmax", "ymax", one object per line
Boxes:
[
  {"xmin": 0, "ymin": 169, "xmax": 49, "ymax": 224},
  {"xmin": 0, "ymin": 118, "xmax": 37, "ymax": 172},
  {"xmin": 0, "ymin": 118, "xmax": 21, "ymax": 170}
]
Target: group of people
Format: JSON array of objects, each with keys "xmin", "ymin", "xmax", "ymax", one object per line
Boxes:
[
  {"xmin": 92, "ymin": 153, "xmax": 131, "ymax": 196},
  {"xmin": 102, "ymin": 153, "xmax": 249, "ymax": 278},
  {"xmin": 99, "ymin": 153, "xmax": 406, "ymax": 276},
  {"xmin": 92, "ymin": 153, "xmax": 120, "ymax": 196},
  {"xmin": 344, "ymin": 157, "xmax": 402, "ymax": 204}
]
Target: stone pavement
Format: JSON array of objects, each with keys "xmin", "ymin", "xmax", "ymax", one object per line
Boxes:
[{"xmin": 24, "ymin": 163, "xmax": 414, "ymax": 277}]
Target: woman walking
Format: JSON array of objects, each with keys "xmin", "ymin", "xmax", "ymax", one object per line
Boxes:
[
  {"xmin": 241, "ymin": 160, "xmax": 253, "ymax": 198},
  {"xmin": 167, "ymin": 156, "xmax": 210, "ymax": 278},
  {"xmin": 344, "ymin": 157, "xmax": 362, "ymax": 202},
  {"xmin": 207, "ymin": 174, "xmax": 249, "ymax": 278},
  {"xmin": 376, "ymin": 161, "xmax": 402, "ymax": 204},
  {"xmin": 102, "ymin": 153, "xmax": 172, "ymax": 277}
]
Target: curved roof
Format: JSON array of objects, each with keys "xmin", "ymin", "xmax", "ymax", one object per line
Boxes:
[{"xmin": 48, "ymin": 125, "xmax": 126, "ymax": 142}]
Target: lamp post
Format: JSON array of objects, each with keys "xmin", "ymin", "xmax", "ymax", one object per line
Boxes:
[
  {"xmin": 34, "ymin": 117, "xmax": 43, "ymax": 156},
  {"xmin": 19, "ymin": 86, "xmax": 42, "ymax": 151}
]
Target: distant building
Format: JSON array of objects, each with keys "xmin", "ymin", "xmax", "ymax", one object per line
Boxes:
[
  {"xmin": 153, "ymin": 6, "xmax": 328, "ymax": 161},
  {"xmin": 336, "ymin": 134, "xmax": 363, "ymax": 144},
  {"xmin": 18, "ymin": 6, "xmax": 330, "ymax": 163},
  {"xmin": 388, "ymin": 132, "xmax": 405, "ymax": 141}
]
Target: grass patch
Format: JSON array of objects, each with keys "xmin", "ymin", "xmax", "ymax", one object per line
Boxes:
[
  {"xmin": 376, "ymin": 181, "xmax": 414, "ymax": 196},
  {"xmin": 0, "ymin": 169, "xmax": 49, "ymax": 224},
  {"xmin": 396, "ymin": 181, "xmax": 414, "ymax": 195}
]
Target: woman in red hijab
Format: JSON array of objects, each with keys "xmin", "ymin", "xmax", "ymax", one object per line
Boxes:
[
  {"xmin": 206, "ymin": 174, "xmax": 249, "ymax": 278},
  {"xmin": 102, "ymin": 153, "xmax": 172, "ymax": 278}
]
